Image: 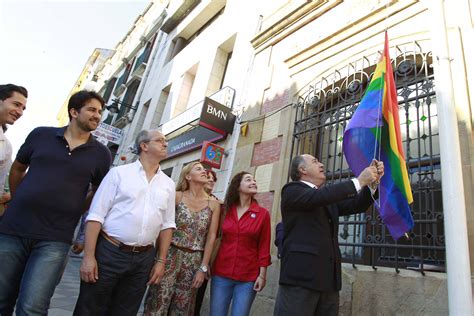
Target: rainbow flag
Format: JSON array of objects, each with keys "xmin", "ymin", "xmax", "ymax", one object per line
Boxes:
[{"xmin": 343, "ymin": 32, "xmax": 414, "ymax": 240}]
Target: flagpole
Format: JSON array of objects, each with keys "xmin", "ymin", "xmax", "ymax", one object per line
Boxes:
[{"xmin": 425, "ymin": 0, "xmax": 473, "ymax": 314}]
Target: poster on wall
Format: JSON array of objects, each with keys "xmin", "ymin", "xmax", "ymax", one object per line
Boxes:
[{"xmin": 92, "ymin": 122, "xmax": 123, "ymax": 145}]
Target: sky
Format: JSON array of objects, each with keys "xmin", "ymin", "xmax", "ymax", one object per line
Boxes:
[{"xmin": 0, "ymin": 0, "xmax": 150, "ymax": 155}]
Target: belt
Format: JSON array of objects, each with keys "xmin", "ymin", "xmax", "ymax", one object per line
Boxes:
[
  {"xmin": 100, "ymin": 231, "xmax": 154, "ymax": 253},
  {"xmin": 172, "ymin": 244, "xmax": 202, "ymax": 253}
]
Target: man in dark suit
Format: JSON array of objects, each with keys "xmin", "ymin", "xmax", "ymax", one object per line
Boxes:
[{"xmin": 274, "ymin": 154, "xmax": 384, "ymax": 316}]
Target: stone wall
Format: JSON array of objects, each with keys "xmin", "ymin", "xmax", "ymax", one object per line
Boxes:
[
  {"xmin": 257, "ymin": 262, "xmax": 449, "ymax": 315},
  {"xmin": 199, "ymin": 260, "xmax": 451, "ymax": 315}
]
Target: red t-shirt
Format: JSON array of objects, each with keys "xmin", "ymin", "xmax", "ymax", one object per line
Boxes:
[{"xmin": 212, "ymin": 201, "xmax": 272, "ymax": 282}]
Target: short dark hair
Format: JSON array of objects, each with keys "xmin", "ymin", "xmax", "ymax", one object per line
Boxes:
[
  {"xmin": 290, "ymin": 155, "xmax": 306, "ymax": 181},
  {"xmin": 68, "ymin": 90, "xmax": 105, "ymax": 120},
  {"xmin": 0, "ymin": 84, "xmax": 28, "ymax": 101}
]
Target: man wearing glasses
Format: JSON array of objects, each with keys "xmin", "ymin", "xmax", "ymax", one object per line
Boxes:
[{"xmin": 74, "ymin": 129, "xmax": 176, "ymax": 316}]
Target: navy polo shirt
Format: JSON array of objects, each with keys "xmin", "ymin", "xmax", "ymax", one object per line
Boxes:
[{"xmin": 0, "ymin": 126, "xmax": 111, "ymax": 244}]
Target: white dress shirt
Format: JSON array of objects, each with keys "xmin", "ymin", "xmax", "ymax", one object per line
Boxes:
[
  {"xmin": 301, "ymin": 178, "xmax": 361, "ymax": 191},
  {"xmin": 300, "ymin": 178, "xmax": 373, "ymax": 194},
  {"xmin": 87, "ymin": 160, "xmax": 176, "ymax": 246},
  {"xmin": 0, "ymin": 129, "xmax": 12, "ymax": 194}
]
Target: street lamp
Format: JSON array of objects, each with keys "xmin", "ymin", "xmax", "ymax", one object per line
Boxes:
[{"xmin": 106, "ymin": 98, "xmax": 138, "ymax": 114}]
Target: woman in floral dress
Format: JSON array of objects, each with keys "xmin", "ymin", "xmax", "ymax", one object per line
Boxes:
[{"xmin": 144, "ymin": 162, "xmax": 220, "ymax": 316}]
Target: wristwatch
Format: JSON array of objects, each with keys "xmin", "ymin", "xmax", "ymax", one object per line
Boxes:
[{"xmin": 199, "ymin": 264, "xmax": 208, "ymax": 273}]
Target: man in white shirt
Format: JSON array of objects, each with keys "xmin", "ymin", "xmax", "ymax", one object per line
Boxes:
[
  {"xmin": 0, "ymin": 84, "xmax": 27, "ymax": 215},
  {"xmin": 74, "ymin": 129, "xmax": 176, "ymax": 316}
]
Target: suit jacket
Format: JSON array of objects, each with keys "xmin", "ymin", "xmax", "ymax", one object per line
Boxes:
[{"xmin": 279, "ymin": 180, "xmax": 375, "ymax": 292}]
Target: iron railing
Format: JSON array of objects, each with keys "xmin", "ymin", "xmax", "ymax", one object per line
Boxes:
[{"xmin": 290, "ymin": 40, "xmax": 444, "ymax": 274}]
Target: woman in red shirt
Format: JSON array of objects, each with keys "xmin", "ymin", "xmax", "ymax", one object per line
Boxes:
[{"xmin": 211, "ymin": 171, "xmax": 271, "ymax": 316}]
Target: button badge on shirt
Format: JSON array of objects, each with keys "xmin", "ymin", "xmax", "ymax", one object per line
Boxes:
[{"xmin": 250, "ymin": 213, "xmax": 256, "ymax": 219}]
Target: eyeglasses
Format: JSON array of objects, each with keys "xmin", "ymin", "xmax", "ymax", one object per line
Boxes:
[{"xmin": 147, "ymin": 138, "xmax": 168, "ymax": 144}]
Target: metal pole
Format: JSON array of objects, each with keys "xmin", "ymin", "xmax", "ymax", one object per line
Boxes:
[{"xmin": 425, "ymin": 0, "xmax": 473, "ymax": 314}]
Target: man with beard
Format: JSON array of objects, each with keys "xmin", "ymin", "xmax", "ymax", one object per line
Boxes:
[
  {"xmin": 0, "ymin": 84, "xmax": 28, "ymax": 216},
  {"xmin": 0, "ymin": 90, "xmax": 111, "ymax": 315}
]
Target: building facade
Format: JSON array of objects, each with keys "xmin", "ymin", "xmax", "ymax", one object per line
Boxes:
[
  {"xmin": 96, "ymin": 0, "xmax": 266, "ymax": 198},
  {"xmin": 56, "ymin": 48, "xmax": 114, "ymax": 126},
  {"xmin": 235, "ymin": 0, "xmax": 473, "ymax": 314},
  {"xmin": 68, "ymin": 0, "xmax": 473, "ymax": 314}
]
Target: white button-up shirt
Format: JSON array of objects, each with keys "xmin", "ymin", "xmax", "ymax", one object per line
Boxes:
[
  {"xmin": 87, "ymin": 160, "xmax": 176, "ymax": 246},
  {"xmin": 300, "ymin": 178, "xmax": 372, "ymax": 194},
  {"xmin": 0, "ymin": 129, "xmax": 12, "ymax": 194}
]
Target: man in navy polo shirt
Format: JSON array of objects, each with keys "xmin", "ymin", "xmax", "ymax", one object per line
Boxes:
[{"xmin": 0, "ymin": 90, "xmax": 111, "ymax": 315}]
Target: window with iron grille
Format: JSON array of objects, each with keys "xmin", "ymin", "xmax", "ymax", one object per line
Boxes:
[{"xmin": 290, "ymin": 41, "xmax": 444, "ymax": 273}]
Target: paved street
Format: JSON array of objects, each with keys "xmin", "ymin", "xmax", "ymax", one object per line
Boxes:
[{"xmin": 49, "ymin": 256, "xmax": 81, "ymax": 315}]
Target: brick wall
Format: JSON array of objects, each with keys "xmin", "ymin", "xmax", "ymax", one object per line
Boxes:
[
  {"xmin": 251, "ymin": 136, "xmax": 282, "ymax": 167},
  {"xmin": 262, "ymin": 89, "xmax": 290, "ymax": 114},
  {"xmin": 255, "ymin": 191, "xmax": 275, "ymax": 214}
]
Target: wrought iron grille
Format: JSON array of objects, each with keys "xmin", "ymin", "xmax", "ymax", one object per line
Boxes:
[{"xmin": 290, "ymin": 41, "xmax": 444, "ymax": 273}]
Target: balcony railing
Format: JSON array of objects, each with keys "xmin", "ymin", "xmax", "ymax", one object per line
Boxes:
[{"xmin": 161, "ymin": 86, "xmax": 235, "ymax": 136}]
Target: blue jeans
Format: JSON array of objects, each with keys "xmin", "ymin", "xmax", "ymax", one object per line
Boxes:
[
  {"xmin": 210, "ymin": 275, "xmax": 256, "ymax": 316},
  {"xmin": 0, "ymin": 233, "xmax": 70, "ymax": 316}
]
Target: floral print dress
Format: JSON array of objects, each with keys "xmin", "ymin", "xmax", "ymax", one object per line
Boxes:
[{"xmin": 144, "ymin": 200, "xmax": 212, "ymax": 316}]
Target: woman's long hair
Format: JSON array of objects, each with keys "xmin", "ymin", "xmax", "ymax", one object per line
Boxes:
[
  {"xmin": 224, "ymin": 171, "xmax": 257, "ymax": 211},
  {"xmin": 176, "ymin": 161, "xmax": 202, "ymax": 191}
]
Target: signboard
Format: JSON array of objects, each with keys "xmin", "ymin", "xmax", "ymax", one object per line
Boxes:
[
  {"xmin": 200, "ymin": 141, "xmax": 225, "ymax": 169},
  {"xmin": 92, "ymin": 122, "xmax": 123, "ymax": 145},
  {"xmin": 161, "ymin": 101, "xmax": 203, "ymax": 136},
  {"xmin": 165, "ymin": 126, "xmax": 225, "ymax": 159},
  {"xmin": 95, "ymin": 137, "xmax": 109, "ymax": 146},
  {"xmin": 209, "ymin": 86, "xmax": 235, "ymax": 108},
  {"xmin": 199, "ymin": 97, "xmax": 236, "ymax": 135},
  {"xmin": 161, "ymin": 87, "xmax": 235, "ymax": 136}
]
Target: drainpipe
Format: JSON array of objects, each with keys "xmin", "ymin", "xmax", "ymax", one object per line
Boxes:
[{"xmin": 425, "ymin": 0, "xmax": 473, "ymax": 314}]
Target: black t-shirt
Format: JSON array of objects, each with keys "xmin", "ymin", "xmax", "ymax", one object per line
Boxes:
[{"xmin": 0, "ymin": 126, "xmax": 111, "ymax": 243}]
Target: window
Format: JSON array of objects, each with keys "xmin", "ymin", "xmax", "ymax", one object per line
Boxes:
[
  {"xmin": 172, "ymin": 64, "xmax": 198, "ymax": 118},
  {"xmin": 115, "ymin": 79, "xmax": 139, "ymax": 123},
  {"xmin": 165, "ymin": 6, "xmax": 225, "ymax": 64},
  {"xmin": 291, "ymin": 41, "xmax": 443, "ymax": 272},
  {"xmin": 103, "ymin": 77, "xmax": 117, "ymax": 103},
  {"xmin": 206, "ymin": 35, "xmax": 235, "ymax": 95},
  {"xmin": 132, "ymin": 99, "xmax": 151, "ymax": 140},
  {"xmin": 151, "ymin": 85, "xmax": 171, "ymax": 129}
]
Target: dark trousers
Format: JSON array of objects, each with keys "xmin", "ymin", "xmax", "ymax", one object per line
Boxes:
[
  {"xmin": 73, "ymin": 236, "xmax": 155, "ymax": 316},
  {"xmin": 194, "ymin": 278, "xmax": 208, "ymax": 315},
  {"xmin": 273, "ymin": 284, "xmax": 339, "ymax": 316}
]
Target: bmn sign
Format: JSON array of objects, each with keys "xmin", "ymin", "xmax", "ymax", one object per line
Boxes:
[{"xmin": 199, "ymin": 97, "xmax": 236, "ymax": 135}]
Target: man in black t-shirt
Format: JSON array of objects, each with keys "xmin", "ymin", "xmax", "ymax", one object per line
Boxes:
[{"xmin": 0, "ymin": 90, "xmax": 111, "ymax": 316}]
